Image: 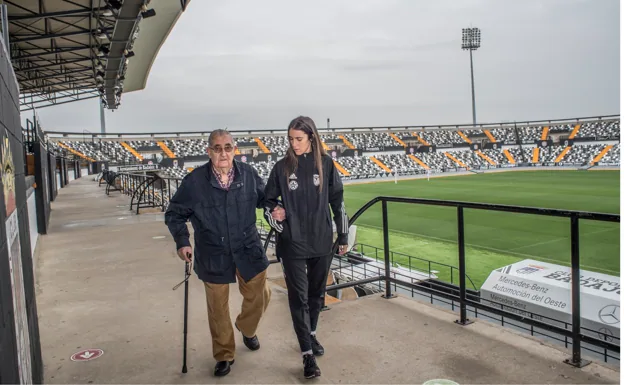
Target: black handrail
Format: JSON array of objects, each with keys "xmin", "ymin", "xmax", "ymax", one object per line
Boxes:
[
  {"xmin": 350, "ymin": 243, "xmax": 478, "ymax": 291},
  {"xmin": 108, "ymin": 171, "xmax": 183, "ymax": 214},
  {"xmin": 331, "ymin": 196, "xmax": 619, "ymax": 366},
  {"xmin": 257, "ymin": 196, "xmax": 620, "ymax": 366}
]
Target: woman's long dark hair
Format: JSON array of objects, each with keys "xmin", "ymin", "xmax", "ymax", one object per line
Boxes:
[{"xmin": 284, "ymin": 116, "xmax": 326, "ymax": 192}]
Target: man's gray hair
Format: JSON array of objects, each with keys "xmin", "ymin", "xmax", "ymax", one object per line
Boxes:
[{"xmin": 208, "ymin": 129, "xmax": 233, "ymax": 147}]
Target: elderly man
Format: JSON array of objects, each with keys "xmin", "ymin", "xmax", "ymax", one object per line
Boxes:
[{"xmin": 165, "ymin": 129, "xmax": 272, "ymax": 377}]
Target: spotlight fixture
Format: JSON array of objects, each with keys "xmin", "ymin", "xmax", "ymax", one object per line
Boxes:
[
  {"xmin": 107, "ymin": 0, "xmax": 123, "ymax": 11},
  {"xmin": 461, "ymin": 27, "xmax": 481, "ymax": 125},
  {"xmin": 141, "ymin": 9, "xmax": 156, "ymax": 18},
  {"xmin": 98, "ymin": 45, "xmax": 110, "ymax": 56}
]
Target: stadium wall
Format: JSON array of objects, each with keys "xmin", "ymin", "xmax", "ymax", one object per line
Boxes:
[
  {"xmin": 33, "ymin": 121, "xmax": 52, "ymax": 235},
  {"xmin": 0, "ymin": 38, "xmax": 43, "ymax": 383}
]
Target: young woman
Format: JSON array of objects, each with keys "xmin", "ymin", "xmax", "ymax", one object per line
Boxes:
[{"xmin": 263, "ymin": 116, "xmax": 349, "ymax": 379}]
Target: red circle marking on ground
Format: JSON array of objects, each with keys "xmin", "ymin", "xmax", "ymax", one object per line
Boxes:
[{"xmin": 70, "ymin": 349, "xmax": 104, "ymax": 362}]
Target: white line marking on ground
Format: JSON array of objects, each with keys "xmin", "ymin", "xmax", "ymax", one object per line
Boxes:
[{"xmin": 508, "ymin": 227, "xmax": 617, "ymax": 252}]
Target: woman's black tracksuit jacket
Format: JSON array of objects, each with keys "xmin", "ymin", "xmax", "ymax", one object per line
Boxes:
[{"xmin": 263, "ymin": 153, "xmax": 349, "ymax": 353}]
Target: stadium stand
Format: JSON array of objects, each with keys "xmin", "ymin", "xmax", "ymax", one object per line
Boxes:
[
  {"xmin": 506, "ymin": 147, "xmax": 533, "ymax": 164},
  {"xmin": 481, "ymin": 149, "xmax": 508, "ymax": 165},
  {"xmin": 47, "ymin": 116, "xmax": 619, "ymax": 182},
  {"xmin": 416, "ymin": 152, "xmax": 457, "ymax": 171},
  {"xmin": 61, "ymin": 141, "xmax": 137, "ymax": 163},
  {"xmin": 336, "ymin": 156, "xmax": 385, "ymax": 178},
  {"xmin": 127, "ymin": 140, "xmax": 157, "ymax": 150},
  {"xmin": 345, "ymin": 133, "xmax": 399, "ymax": 150},
  {"xmin": 162, "ymin": 167, "xmax": 187, "ymax": 179},
  {"xmin": 419, "ymin": 130, "xmax": 464, "ymax": 145},
  {"xmin": 394, "ymin": 131, "xmax": 418, "ymax": 141},
  {"xmin": 518, "ymin": 125, "xmax": 543, "ymax": 142},
  {"xmin": 599, "ymin": 143, "xmax": 620, "ymax": 164},
  {"xmin": 463, "ymin": 129, "xmax": 484, "ymax": 137},
  {"xmin": 249, "ymin": 161, "xmax": 277, "ymax": 180},
  {"xmin": 375, "ymin": 154, "xmax": 426, "ymax": 174},
  {"xmin": 164, "ymin": 138, "xmax": 207, "ymax": 157},
  {"xmin": 490, "ymin": 127, "xmax": 516, "ymax": 142},
  {"xmin": 560, "ymin": 144, "xmax": 610, "ymax": 165},
  {"xmin": 321, "ymin": 134, "xmax": 342, "ymax": 142},
  {"xmin": 548, "ymin": 124, "xmax": 575, "ymax": 135},
  {"xmin": 539, "ymin": 145, "xmax": 565, "ymax": 163},
  {"xmin": 261, "ymin": 136, "xmax": 289, "ymax": 154},
  {"xmin": 444, "ymin": 150, "xmax": 486, "ymax": 168},
  {"xmin": 577, "ymin": 120, "xmax": 620, "ymax": 139}
]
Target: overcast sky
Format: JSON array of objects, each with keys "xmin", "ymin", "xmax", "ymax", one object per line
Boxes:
[{"xmin": 23, "ymin": 0, "xmax": 620, "ymax": 133}]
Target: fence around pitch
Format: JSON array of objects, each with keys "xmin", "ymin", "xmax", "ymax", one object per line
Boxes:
[{"xmin": 261, "ymin": 197, "xmax": 619, "ymax": 367}]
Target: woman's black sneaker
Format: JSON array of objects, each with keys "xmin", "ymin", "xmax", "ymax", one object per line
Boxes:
[
  {"xmin": 311, "ymin": 335, "xmax": 324, "ymax": 356},
  {"xmin": 303, "ymin": 353, "xmax": 321, "ymax": 379}
]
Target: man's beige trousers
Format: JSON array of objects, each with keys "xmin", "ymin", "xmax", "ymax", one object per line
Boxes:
[{"xmin": 203, "ymin": 269, "xmax": 271, "ymax": 361}]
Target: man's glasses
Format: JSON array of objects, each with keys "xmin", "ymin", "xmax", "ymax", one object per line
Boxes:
[{"xmin": 209, "ymin": 145, "xmax": 234, "ymax": 153}]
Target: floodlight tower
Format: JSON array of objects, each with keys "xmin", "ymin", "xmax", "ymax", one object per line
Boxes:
[{"xmin": 462, "ymin": 27, "xmax": 481, "ymax": 126}]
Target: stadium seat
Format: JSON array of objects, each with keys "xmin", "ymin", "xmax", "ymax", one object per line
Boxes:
[
  {"xmin": 518, "ymin": 125, "xmax": 543, "ymax": 142},
  {"xmin": 481, "ymin": 149, "xmax": 507, "ymax": 165},
  {"xmin": 259, "ymin": 136, "xmax": 288, "ymax": 155},
  {"xmin": 577, "ymin": 120, "xmax": 620, "ymax": 139},
  {"xmin": 337, "ymin": 156, "xmax": 384, "ymax": 178},
  {"xmin": 418, "ymin": 130, "xmax": 464, "ymax": 146},
  {"xmin": 490, "ymin": 128, "xmax": 516, "ymax": 143},
  {"xmin": 417, "ymin": 152, "xmax": 456, "ymax": 172},
  {"xmin": 344, "ymin": 133, "xmax": 399, "ymax": 149},
  {"xmin": 599, "ymin": 143, "xmax": 620, "ymax": 164},
  {"xmin": 375, "ymin": 154, "xmax": 426, "ymax": 175}
]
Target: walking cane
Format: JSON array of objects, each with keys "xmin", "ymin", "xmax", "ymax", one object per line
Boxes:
[
  {"xmin": 173, "ymin": 255, "xmax": 192, "ymax": 374},
  {"xmin": 182, "ymin": 260, "xmax": 190, "ymax": 373}
]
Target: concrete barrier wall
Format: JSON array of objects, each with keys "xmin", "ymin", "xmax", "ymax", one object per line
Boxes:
[
  {"xmin": 27, "ymin": 188, "xmax": 37, "ymax": 268},
  {"xmin": 0, "ymin": 34, "xmax": 43, "ymax": 383}
]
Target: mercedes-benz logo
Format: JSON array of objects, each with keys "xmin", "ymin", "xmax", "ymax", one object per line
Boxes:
[
  {"xmin": 598, "ymin": 327, "xmax": 614, "ymax": 342},
  {"xmin": 598, "ymin": 305, "xmax": 620, "ymax": 325}
]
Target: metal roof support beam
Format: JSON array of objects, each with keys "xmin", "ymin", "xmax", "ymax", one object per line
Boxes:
[
  {"xmin": 22, "ymin": 85, "xmax": 95, "ymax": 99},
  {"xmin": 20, "ymin": 94, "xmax": 99, "ymax": 111},
  {"xmin": 10, "ymin": 45, "xmax": 89, "ymax": 52},
  {"xmin": 20, "ymin": 76, "xmax": 92, "ymax": 91},
  {"xmin": 20, "ymin": 90, "xmax": 100, "ymax": 111},
  {"xmin": 5, "ymin": 0, "xmax": 89, "ymax": 34},
  {"xmin": 23, "ymin": 52, "xmax": 91, "ymax": 62},
  {"xmin": 12, "ymin": 29, "xmax": 100, "ymax": 43},
  {"xmin": 8, "ymin": 7, "xmax": 107, "ymax": 21},
  {"xmin": 21, "ymin": 88, "xmax": 99, "ymax": 102},
  {"xmin": 15, "ymin": 57, "xmax": 92, "ymax": 71},
  {"xmin": 18, "ymin": 68, "xmax": 90, "ymax": 82}
]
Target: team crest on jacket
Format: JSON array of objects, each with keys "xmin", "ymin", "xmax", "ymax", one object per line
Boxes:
[
  {"xmin": 289, "ymin": 180, "xmax": 298, "ymax": 190},
  {"xmin": 313, "ymin": 174, "xmax": 320, "ymax": 186},
  {"xmin": 289, "ymin": 173, "xmax": 297, "ymax": 180}
]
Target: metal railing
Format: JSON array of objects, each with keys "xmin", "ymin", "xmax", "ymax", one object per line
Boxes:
[
  {"xmin": 262, "ymin": 196, "xmax": 619, "ymax": 367},
  {"xmin": 347, "ymin": 242, "xmax": 477, "ymax": 291},
  {"xmin": 99, "ymin": 170, "xmax": 183, "ymax": 213}
]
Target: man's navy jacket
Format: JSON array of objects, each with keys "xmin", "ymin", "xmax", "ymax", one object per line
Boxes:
[{"xmin": 164, "ymin": 160, "xmax": 269, "ymax": 284}]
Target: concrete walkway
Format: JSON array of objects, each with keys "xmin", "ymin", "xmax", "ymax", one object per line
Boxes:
[{"xmin": 34, "ymin": 177, "xmax": 619, "ymax": 384}]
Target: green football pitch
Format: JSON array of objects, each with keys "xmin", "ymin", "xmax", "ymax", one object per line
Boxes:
[{"xmin": 341, "ymin": 170, "xmax": 620, "ymax": 289}]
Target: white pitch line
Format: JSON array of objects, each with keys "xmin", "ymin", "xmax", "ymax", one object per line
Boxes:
[{"xmin": 509, "ymin": 227, "xmax": 617, "ymax": 252}]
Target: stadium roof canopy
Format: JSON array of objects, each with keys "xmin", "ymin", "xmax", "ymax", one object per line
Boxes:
[{"xmin": 4, "ymin": 0, "xmax": 190, "ymax": 112}]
